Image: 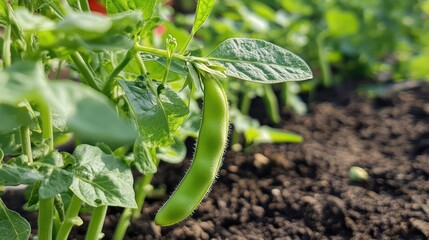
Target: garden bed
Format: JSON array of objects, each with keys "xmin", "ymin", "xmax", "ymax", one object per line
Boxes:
[{"xmin": 4, "ymin": 81, "xmax": 429, "ymax": 239}]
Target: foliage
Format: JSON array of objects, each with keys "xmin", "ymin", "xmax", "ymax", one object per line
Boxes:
[{"xmin": 0, "ymin": 0, "xmax": 311, "ymax": 239}]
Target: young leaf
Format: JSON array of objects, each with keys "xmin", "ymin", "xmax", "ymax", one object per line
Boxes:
[
  {"xmin": 192, "ymin": 0, "xmax": 216, "ymax": 35},
  {"xmin": 157, "ymin": 138, "xmax": 187, "ymax": 164},
  {"xmin": 70, "ymin": 144, "xmax": 137, "ymax": 208},
  {"xmin": 38, "ymin": 166, "xmax": 73, "ymax": 199},
  {"xmin": 37, "ymin": 151, "xmax": 74, "ymax": 199},
  {"xmin": 0, "ymin": 104, "xmax": 32, "ymax": 134},
  {"xmin": 133, "ymin": 136, "xmax": 157, "ymax": 174},
  {"xmin": 0, "ymin": 132, "xmax": 21, "ymax": 156},
  {"xmin": 48, "ymin": 81, "xmax": 137, "ymax": 146},
  {"xmin": 0, "ymin": 198, "xmax": 31, "ymax": 240},
  {"xmin": 119, "ymin": 79, "xmax": 189, "ymax": 147},
  {"xmin": 0, "ymin": 164, "xmax": 44, "ymax": 186},
  {"xmin": 208, "ymin": 38, "xmax": 313, "ymax": 83},
  {"xmin": 132, "ymin": 0, "xmax": 158, "ymax": 20}
]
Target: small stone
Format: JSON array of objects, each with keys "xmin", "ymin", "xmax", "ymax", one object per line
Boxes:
[{"xmin": 254, "ymin": 153, "xmax": 270, "ymax": 168}]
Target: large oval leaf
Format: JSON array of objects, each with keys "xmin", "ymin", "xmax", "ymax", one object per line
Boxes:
[
  {"xmin": 208, "ymin": 38, "xmax": 313, "ymax": 83},
  {"xmin": 0, "ymin": 198, "xmax": 31, "ymax": 240}
]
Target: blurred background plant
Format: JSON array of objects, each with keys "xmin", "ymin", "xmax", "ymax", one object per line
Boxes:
[{"xmin": 160, "ymin": 0, "xmax": 429, "ymax": 117}]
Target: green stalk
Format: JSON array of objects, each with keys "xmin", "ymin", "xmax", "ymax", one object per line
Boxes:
[
  {"xmin": 316, "ymin": 32, "xmax": 332, "ymax": 88},
  {"xmin": 38, "ymin": 101, "xmax": 55, "ymax": 240},
  {"xmin": 262, "ymin": 85, "xmax": 281, "ymax": 125},
  {"xmin": 113, "ymin": 174, "xmax": 155, "ymax": 240},
  {"xmin": 2, "ymin": 22, "xmax": 12, "ymax": 68},
  {"xmin": 56, "ymin": 195, "xmax": 83, "ymax": 240},
  {"xmin": 19, "ymin": 126, "xmax": 33, "ymax": 163},
  {"xmin": 70, "ymin": 52, "xmax": 100, "ymax": 91},
  {"xmin": 85, "ymin": 205, "xmax": 108, "ymax": 240},
  {"xmin": 38, "ymin": 198, "xmax": 55, "ymax": 240},
  {"xmin": 134, "ymin": 52, "xmax": 148, "ymax": 75},
  {"xmin": 231, "ymin": 94, "xmax": 251, "ymax": 145},
  {"xmin": 112, "ymin": 208, "xmax": 132, "ymax": 240},
  {"xmin": 102, "ymin": 49, "xmax": 134, "ymax": 94},
  {"xmin": 39, "ymin": 101, "xmax": 54, "ymax": 150},
  {"xmin": 134, "ymin": 44, "xmax": 207, "ymax": 64},
  {"xmin": 132, "ymin": 174, "xmax": 155, "ymax": 219},
  {"xmin": 179, "ymin": 33, "xmax": 194, "ymax": 54}
]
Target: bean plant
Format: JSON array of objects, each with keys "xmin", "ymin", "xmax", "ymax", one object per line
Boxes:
[{"xmin": 0, "ymin": 0, "xmax": 312, "ymax": 239}]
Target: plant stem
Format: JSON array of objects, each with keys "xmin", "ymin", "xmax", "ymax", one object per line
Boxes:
[
  {"xmin": 102, "ymin": 49, "xmax": 134, "ymax": 94},
  {"xmin": 112, "ymin": 208, "xmax": 132, "ymax": 240},
  {"xmin": 2, "ymin": 20, "xmax": 12, "ymax": 68},
  {"xmin": 132, "ymin": 174, "xmax": 155, "ymax": 219},
  {"xmin": 85, "ymin": 205, "xmax": 108, "ymax": 240},
  {"xmin": 134, "ymin": 44, "xmax": 207, "ymax": 64},
  {"xmin": 112, "ymin": 174, "xmax": 155, "ymax": 240},
  {"xmin": 39, "ymin": 101, "xmax": 54, "ymax": 150},
  {"xmin": 134, "ymin": 52, "xmax": 148, "ymax": 75},
  {"xmin": 179, "ymin": 33, "xmax": 194, "ymax": 54},
  {"xmin": 19, "ymin": 126, "xmax": 33, "ymax": 163},
  {"xmin": 38, "ymin": 198, "xmax": 55, "ymax": 240},
  {"xmin": 70, "ymin": 52, "xmax": 100, "ymax": 91},
  {"xmin": 56, "ymin": 195, "xmax": 82, "ymax": 240},
  {"xmin": 38, "ymin": 99, "xmax": 55, "ymax": 240},
  {"xmin": 262, "ymin": 85, "xmax": 281, "ymax": 125},
  {"xmin": 316, "ymin": 32, "xmax": 332, "ymax": 88}
]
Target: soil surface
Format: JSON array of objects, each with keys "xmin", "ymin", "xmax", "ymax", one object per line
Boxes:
[{"xmin": 3, "ymin": 81, "xmax": 429, "ymax": 239}]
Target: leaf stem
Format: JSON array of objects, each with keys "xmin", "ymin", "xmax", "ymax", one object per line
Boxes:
[
  {"xmin": 102, "ymin": 49, "xmax": 134, "ymax": 94},
  {"xmin": 56, "ymin": 195, "xmax": 82, "ymax": 240},
  {"xmin": 19, "ymin": 126, "xmax": 33, "ymax": 163},
  {"xmin": 179, "ymin": 33, "xmax": 194, "ymax": 54},
  {"xmin": 134, "ymin": 44, "xmax": 208, "ymax": 64},
  {"xmin": 85, "ymin": 205, "xmax": 108, "ymax": 240},
  {"xmin": 38, "ymin": 198, "xmax": 54, "ymax": 240},
  {"xmin": 70, "ymin": 52, "xmax": 100, "ymax": 91},
  {"xmin": 2, "ymin": 19, "xmax": 12, "ymax": 68},
  {"xmin": 134, "ymin": 52, "xmax": 148, "ymax": 75}
]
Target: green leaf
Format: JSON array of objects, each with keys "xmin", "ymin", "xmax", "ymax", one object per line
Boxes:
[
  {"xmin": 0, "ymin": 164, "xmax": 44, "ymax": 186},
  {"xmin": 119, "ymin": 79, "xmax": 189, "ymax": 147},
  {"xmin": 0, "ymin": 198, "xmax": 31, "ymax": 240},
  {"xmin": 157, "ymin": 138, "xmax": 187, "ymax": 164},
  {"xmin": 0, "ymin": 149, "xmax": 4, "ymax": 162},
  {"xmin": 0, "ymin": 104, "xmax": 32, "ymax": 134},
  {"xmin": 106, "ymin": 0, "xmax": 129, "ymax": 14},
  {"xmin": 133, "ymin": 0, "xmax": 158, "ymax": 20},
  {"xmin": 37, "ymin": 151, "xmax": 74, "ymax": 199},
  {"xmin": 56, "ymin": 12, "xmax": 112, "ymax": 40},
  {"xmin": 70, "ymin": 145, "xmax": 137, "ymax": 208},
  {"xmin": 192, "ymin": 0, "xmax": 216, "ymax": 34},
  {"xmin": 325, "ymin": 9, "xmax": 359, "ymax": 37},
  {"xmin": 0, "ymin": 132, "xmax": 21, "ymax": 156},
  {"xmin": 48, "ymin": 81, "xmax": 137, "ymax": 146},
  {"xmin": 0, "ymin": 61, "xmax": 48, "ymax": 104},
  {"xmin": 133, "ymin": 137, "xmax": 157, "ymax": 174},
  {"xmin": 107, "ymin": 0, "xmax": 157, "ymax": 20},
  {"xmin": 38, "ymin": 166, "xmax": 73, "ymax": 199},
  {"xmin": 208, "ymin": 38, "xmax": 313, "ymax": 83}
]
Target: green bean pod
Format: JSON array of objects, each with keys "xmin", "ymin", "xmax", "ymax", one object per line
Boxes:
[{"xmin": 155, "ymin": 77, "xmax": 229, "ymax": 226}]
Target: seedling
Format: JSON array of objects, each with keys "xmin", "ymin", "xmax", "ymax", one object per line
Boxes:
[{"xmin": 0, "ymin": 0, "xmax": 312, "ymax": 239}]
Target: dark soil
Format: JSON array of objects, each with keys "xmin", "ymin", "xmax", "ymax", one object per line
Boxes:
[{"xmin": 4, "ymin": 81, "xmax": 429, "ymax": 239}]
